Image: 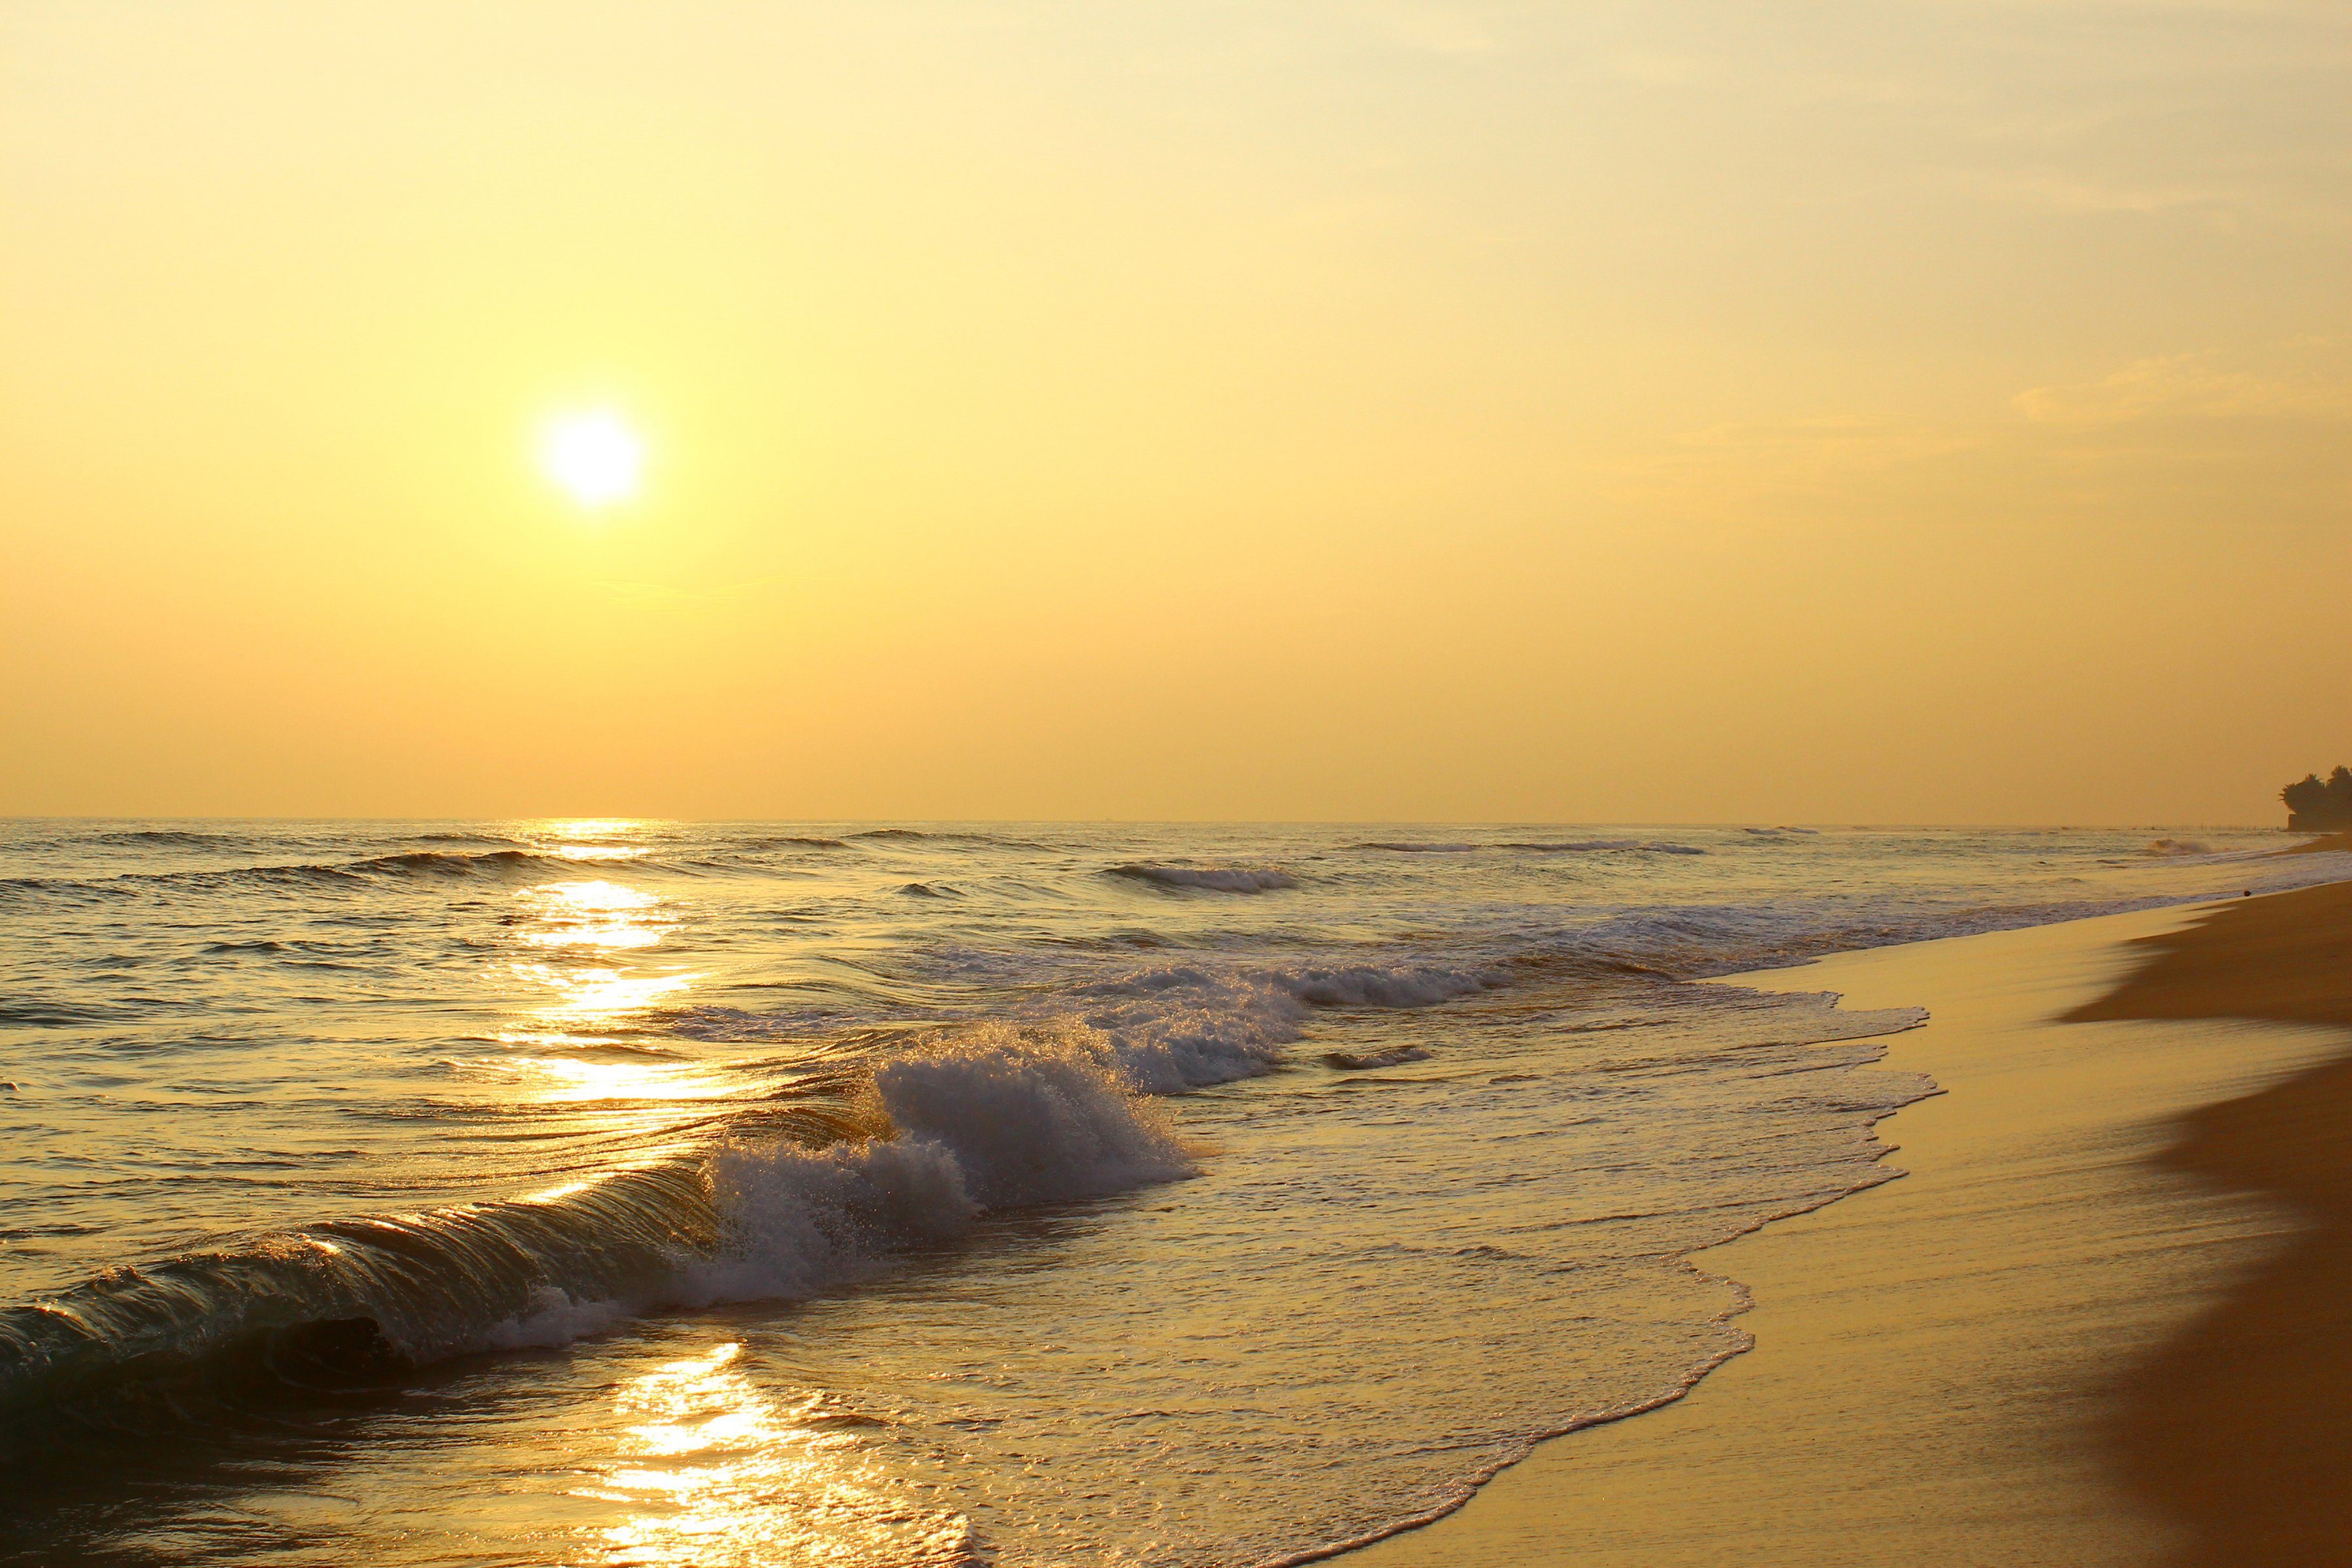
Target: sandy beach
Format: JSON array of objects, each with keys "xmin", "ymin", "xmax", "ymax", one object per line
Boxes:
[
  {"xmin": 1348, "ymin": 885, "xmax": 2352, "ymax": 1567},
  {"xmin": 2069, "ymin": 878, "xmax": 2352, "ymax": 1565}
]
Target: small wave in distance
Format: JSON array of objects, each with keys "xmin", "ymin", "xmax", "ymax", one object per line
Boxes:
[{"xmin": 1109, "ymin": 863, "xmax": 1299, "ymax": 893}]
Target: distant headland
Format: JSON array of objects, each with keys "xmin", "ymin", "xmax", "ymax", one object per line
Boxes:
[{"xmin": 2282, "ymin": 766, "xmax": 2352, "ymax": 831}]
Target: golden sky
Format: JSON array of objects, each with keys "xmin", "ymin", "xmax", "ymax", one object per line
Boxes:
[{"xmin": 4, "ymin": 2, "xmax": 2347, "ymax": 823}]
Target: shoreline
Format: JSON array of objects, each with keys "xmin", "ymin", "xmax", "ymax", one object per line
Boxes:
[{"xmin": 1345, "ymin": 890, "xmax": 2351, "ymax": 1565}]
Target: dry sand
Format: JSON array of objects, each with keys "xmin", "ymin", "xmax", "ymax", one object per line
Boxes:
[{"xmin": 1345, "ymin": 892, "xmax": 2352, "ymax": 1567}]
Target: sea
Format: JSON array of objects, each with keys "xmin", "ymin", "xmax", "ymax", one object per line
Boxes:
[{"xmin": 1, "ymin": 819, "xmax": 2339, "ymax": 1567}]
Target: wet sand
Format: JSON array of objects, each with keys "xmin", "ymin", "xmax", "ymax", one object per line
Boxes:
[
  {"xmin": 1345, "ymin": 893, "xmax": 2351, "ymax": 1567},
  {"xmin": 2066, "ymin": 879, "xmax": 2352, "ymax": 1565}
]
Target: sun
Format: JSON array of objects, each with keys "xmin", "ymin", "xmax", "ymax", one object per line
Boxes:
[{"xmin": 541, "ymin": 411, "xmax": 644, "ymax": 507}]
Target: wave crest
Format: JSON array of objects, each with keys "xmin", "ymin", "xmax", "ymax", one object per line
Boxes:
[{"xmin": 696, "ymin": 1025, "xmax": 1196, "ymax": 1301}]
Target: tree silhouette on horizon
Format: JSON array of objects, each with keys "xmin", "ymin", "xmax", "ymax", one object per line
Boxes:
[{"xmin": 2281, "ymin": 766, "xmax": 2352, "ymax": 830}]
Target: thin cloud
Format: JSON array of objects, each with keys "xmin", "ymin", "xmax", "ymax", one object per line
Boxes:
[{"xmin": 2015, "ymin": 353, "xmax": 2352, "ymax": 425}]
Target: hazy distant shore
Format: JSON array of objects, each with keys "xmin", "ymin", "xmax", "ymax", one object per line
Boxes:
[{"xmin": 1348, "ymin": 881, "xmax": 2352, "ymax": 1567}]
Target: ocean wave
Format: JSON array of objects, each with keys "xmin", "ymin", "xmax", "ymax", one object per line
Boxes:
[
  {"xmin": 1356, "ymin": 840, "xmax": 1707, "ymax": 857},
  {"xmin": 847, "ymin": 828, "xmax": 1036, "ymax": 848},
  {"xmin": 95, "ymin": 848, "xmax": 578, "ymax": 894},
  {"xmin": 678, "ymin": 951, "xmax": 1497, "ymax": 1096},
  {"xmin": 1518, "ymin": 840, "xmax": 1708, "ymax": 855},
  {"xmin": 0, "ymin": 1160, "xmax": 719, "ymax": 1435},
  {"xmin": 87, "ymin": 829, "xmax": 248, "ymax": 849},
  {"xmin": 1322, "ymin": 1045, "xmax": 1433, "ymax": 1070},
  {"xmin": 344, "ymin": 849, "xmax": 569, "ymax": 878},
  {"xmin": 694, "ymin": 1026, "xmax": 1194, "ymax": 1303},
  {"xmin": 0, "ymin": 875, "xmax": 133, "ymax": 906},
  {"xmin": 15, "ymin": 844, "xmax": 572, "ymax": 900},
  {"xmin": 658, "ymin": 1004, "xmax": 846, "ymax": 1044},
  {"xmin": 1533, "ymin": 895, "xmax": 2234, "ymax": 980},
  {"xmin": 1, "ymin": 996, "xmax": 191, "ymax": 1026},
  {"xmin": 1070, "ymin": 958, "xmax": 1495, "ymax": 1092},
  {"xmin": 2138, "ymin": 838, "xmax": 2217, "ymax": 857},
  {"xmin": 0, "ymin": 1026, "xmax": 1195, "ymax": 1439},
  {"xmin": 1109, "ymin": 864, "xmax": 1299, "ymax": 893}
]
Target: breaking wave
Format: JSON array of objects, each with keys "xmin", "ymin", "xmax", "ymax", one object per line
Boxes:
[
  {"xmin": 0, "ymin": 1025, "xmax": 1196, "ymax": 1445},
  {"xmin": 1066, "ymin": 958, "xmax": 1495, "ymax": 1091}
]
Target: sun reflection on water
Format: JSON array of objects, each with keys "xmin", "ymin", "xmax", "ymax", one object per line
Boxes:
[
  {"xmin": 586, "ymin": 1342, "xmax": 977, "ymax": 1568},
  {"xmin": 479, "ymin": 860, "xmax": 714, "ymax": 1109},
  {"xmin": 508, "ymin": 876, "xmax": 692, "ymax": 1028},
  {"xmin": 529, "ymin": 963, "xmax": 696, "ymax": 1018},
  {"xmin": 509, "ymin": 1053, "xmax": 710, "ymax": 1103},
  {"xmin": 543, "ymin": 818, "xmax": 655, "ymax": 861},
  {"xmin": 524, "ymin": 880, "xmax": 671, "ymax": 950}
]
